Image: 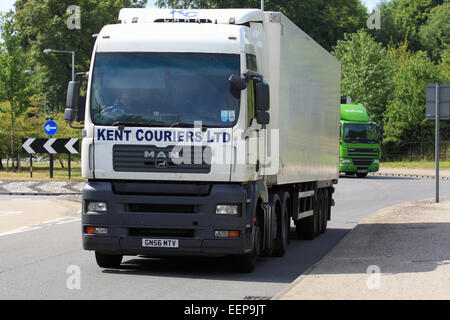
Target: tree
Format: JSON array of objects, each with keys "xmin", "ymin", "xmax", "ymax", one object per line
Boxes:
[
  {"xmin": 372, "ymin": 0, "xmax": 445, "ymax": 53},
  {"xmin": 440, "ymin": 45, "xmax": 450, "ymax": 82},
  {"xmin": 13, "ymin": 0, "xmax": 148, "ymax": 112},
  {"xmin": 156, "ymin": 0, "xmax": 368, "ymax": 51},
  {"xmin": 332, "ymin": 30, "xmax": 393, "ymax": 124},
  {"xmin": 382, "ymin": 44, "xmax": 443, "ymax": 155},
  {"xmin": 419, "ymin": 3, "xmax": 450, "ymax": 62},
  {"xmin": 0, "ymin": 13, "xmax": 32, "ymax": 170}
]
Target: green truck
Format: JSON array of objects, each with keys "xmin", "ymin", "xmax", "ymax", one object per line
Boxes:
[{"xmin": 340, "ymin": 103, "xmax": 381, "ymax": 178}]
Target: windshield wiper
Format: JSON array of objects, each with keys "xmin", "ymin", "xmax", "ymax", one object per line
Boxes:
[{"xmin": 112, "ymin": 121, "xmax": 169, "ymax": 128}]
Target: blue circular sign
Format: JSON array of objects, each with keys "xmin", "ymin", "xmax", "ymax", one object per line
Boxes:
[{"xmin": 44, "ymin": 120, "xmax": 58, "ymax": 136}]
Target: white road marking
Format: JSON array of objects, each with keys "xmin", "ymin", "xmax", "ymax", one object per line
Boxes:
[
  {"xmin": 0, "ymin": 226, "xmax": 42, "ymax": 237},
  {"xmin": 0, "ymin": 211, "xmax": 24, "ymax": 216},
  {"xmin": 56, "ymin": 218, "xmax": 81, "ymax": 225}
]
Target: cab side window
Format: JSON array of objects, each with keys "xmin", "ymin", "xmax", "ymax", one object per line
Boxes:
[{"xmin": 247, "ymin": 79, "xmax": 256, "ymax": 125}]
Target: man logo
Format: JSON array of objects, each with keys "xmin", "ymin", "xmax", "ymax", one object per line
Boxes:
[{"xmin": 144, "ymin": 151, "xmax": 180, "ymax": 159}]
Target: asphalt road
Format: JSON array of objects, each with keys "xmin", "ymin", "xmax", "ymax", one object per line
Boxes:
[{"xmin": 1, "ymin": 176, "xmax": 450, "ymax": 300}]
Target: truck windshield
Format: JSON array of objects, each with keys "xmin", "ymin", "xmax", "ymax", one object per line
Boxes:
[
  {"xmin": 90, "ymin": 53, "xmax": 241, "ymax": 127},
  {"xmin": 343, "ymin": 123, "xmax": 379, "ymax": 143}
]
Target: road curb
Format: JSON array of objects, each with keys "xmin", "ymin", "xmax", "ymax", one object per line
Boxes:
[{"xmin": 369, "ymin": 172, "xmax": 450, "ymax": 180}]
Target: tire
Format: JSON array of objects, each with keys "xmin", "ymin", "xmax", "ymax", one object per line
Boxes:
[
  {"xmin": 314, "ymin": 190, "xmax": 322, "ymax": 237},
  {"xmin": 95, "ymin": 251, "xmax": 123, "ymax": 268},
  {"xmin": 273, "ymin": 191, "xmax": 290, "ymax": 257},
  {"xmin": 321, "ymin": 189, "xmax": 329, "ymax": 234},
  {"xmin": 265, "ymin": 193, "xmax": 280, "ymax": 257},
  {"xmin": 356, "ymin": 172, "xmax": 368, "ymax": 178},
  {"xmin": 234, "ymin": 222, "xmax": 261, "ymax": 273}
]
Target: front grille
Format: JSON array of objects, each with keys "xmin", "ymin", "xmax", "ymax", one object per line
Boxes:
[
  {"xmin": 348, "ymin": 148, "xmax": 378, "ymax": 157},
  {"xmin": 128, "ymin": 203, "xmax": 196, "ymax": 213},
  {"xmin": 113, "ymin": 145, "xmax": 211, "ymax": 173},
  {"xmin": 129, "ymin": 228, "xmax": 195, "ymax": 238},
  {"xmin": 352, "ymin": 159, "xmax": 373, "ymax": 166}
]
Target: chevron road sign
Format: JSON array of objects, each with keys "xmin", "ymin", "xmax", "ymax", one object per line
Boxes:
[{"xmin": 22, "ymin": 138, "xmax": 79, "ymax": 154}]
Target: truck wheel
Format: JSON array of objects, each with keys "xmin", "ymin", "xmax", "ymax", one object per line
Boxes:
[
  {"xmin": 273, "ymin": 191, "xmax": 290, "ymax": 257},
  {"xmin": 95, "ymin": 251, "xmax": 123, "ymax": 268},
  {"xmin": 356, "ymin": 172, "xmax": 368, "ymax": 178},
  {"xmin": 233, "ymin": 223, "xmax": 260, "ymax": 273},
  {"xmin": 321, "ymin": 189, "xmax": 329, "ymax": 234},
  {"xmin": 266, "ymin": 193, "xmax": 280, "ymax": 257}
]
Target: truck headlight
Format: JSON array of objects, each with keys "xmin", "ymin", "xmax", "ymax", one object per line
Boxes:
[
  {"xmin": 216, "ymin": 205, "xmax": 239, "ymax": 215},
  {"xmin": 87, "ymin": 201, "xmax": 108, "ymax": 212},
  {"xmin": 341, "ymin": 159, "xmax": 351, "ymax": 164}
]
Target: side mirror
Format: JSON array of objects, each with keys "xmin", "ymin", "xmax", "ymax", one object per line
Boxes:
[
  {"xmin": 229, "ymin": 74, "xmax": 247, "ymax": 91},
  {"xmin": 256, "ymin": 111, "xmax": 270, "ymax": 125},
  {"xmin": 255, "ymin": 81, "xmax": 270, "ymax": 111},
  {"xmin": 64, "ymin": 108, "xmax": 76, "ymax": 122},
  {"xmin": 66, "ymin": 81, "xmax": 80, "ymax": 109}
]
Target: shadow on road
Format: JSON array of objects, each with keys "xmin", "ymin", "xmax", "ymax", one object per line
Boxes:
[
  {"xmin": 304, "ymin": 222, "xmax": 450, "ymax": 276},
  {"xmin": 101, "ymin": 228, "xmax": 351, "ymax": 283},
  {"xmin": 339, "ymin": 174, "xmax": 416, "ymax": 181}
]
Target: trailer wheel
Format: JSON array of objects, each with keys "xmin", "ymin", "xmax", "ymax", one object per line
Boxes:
[
  {"xmin": 321, "ymin": 189, "xmax": 328, "ymax": 233},
  {"xmin": 273, "ymin": 191, "xmax": 290, "ymax": 257},
  {"xmin": 315, "ymin": 190, "xmax": 323, "ymax": 237},
  {"xmin": 95, "ymin": 251, "xmax": 123, "ymax": 269}
]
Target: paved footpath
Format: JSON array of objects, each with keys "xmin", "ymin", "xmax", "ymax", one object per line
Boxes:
[
  {"xmin": 0, "ymin": 180, "xmax": 85, "ymax": 194},
  {"xmin": 274, "ymin": 196, "xmax": 450, "ymax": 300}
]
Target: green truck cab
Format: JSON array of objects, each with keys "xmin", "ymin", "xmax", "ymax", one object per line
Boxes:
[{"xmin": 340, "ymin": 104, "xmax": 381, "ymax": 178}]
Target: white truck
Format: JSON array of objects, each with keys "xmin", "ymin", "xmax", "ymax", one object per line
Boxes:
[{"xmin": 65, "ymin": 8, "xmax": 341, "ymax": 272}]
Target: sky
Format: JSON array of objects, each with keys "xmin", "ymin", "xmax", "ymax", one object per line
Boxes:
[
  {"xmin": 0, "ymin": 0, "xmax": 157, "ymax": 13},
  {"xmin": 1, "ymin": 0, "xmax": 383, "ymax": 14}
]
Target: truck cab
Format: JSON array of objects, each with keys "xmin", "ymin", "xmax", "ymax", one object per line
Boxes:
[
  {"xmin": 339, "ymin": 104, "xmax": 381, "ymax": 178},
  {"xmin": 64, "ymin": 8, "xmax": 340, "ymax": 272}
]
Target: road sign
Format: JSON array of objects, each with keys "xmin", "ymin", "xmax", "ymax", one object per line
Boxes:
[
  {"xmin": 22, "ymin": 138, "xmax": 79, "ymax": 154},
  {"xmin": 44, "ymin": 120, "xmax": 58, "ymax": 136},
  {"xmin": 425, "ymin": 84, "xmax": 450, "ymax": 203},
  {"xmin": 426, "ymin": 84, "xmax": 450, "ymax": 120}
]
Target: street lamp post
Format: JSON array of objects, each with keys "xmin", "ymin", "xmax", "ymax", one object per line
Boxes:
[{"xmin": 43, "ymin": 49, "xmax": 75, "ymax": 82}]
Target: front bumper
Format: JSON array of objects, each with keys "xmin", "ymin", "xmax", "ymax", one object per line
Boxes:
[
  {"xmin": 339, "ymin": 160, "xmax": 379, "ymax": 173},
  {"xmin": 82, "ymin": 181, "xmax": 253, "ymax": 257}
]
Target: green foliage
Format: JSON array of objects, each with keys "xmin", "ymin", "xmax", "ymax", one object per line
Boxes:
[
  {"xmin": 383, "ymin": 45, "xmax": 442, "ymax": 147},
  {"xmin": 332, "ymin": 30, "xmax": 393, "ymax": 124},
  {"xmin": 156, "ymin": 0, "xmax": 368, "ymax": 51},
  {"xmin": 372, "ymin": 0, "xmax": 445, "ymax": 52},
  {"xmin": 440, "ymin": 45, "xmax": 450, "ymax": 82},
  {"xmin": 0, "ymin": 12, "xmax": 33, "ymax": 162},
  {"xmin": 419, "ymin": 3, "xmax": 450, "ymax": 61}
]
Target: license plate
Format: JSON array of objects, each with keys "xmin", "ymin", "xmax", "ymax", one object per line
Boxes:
[
  {"xmin": 357, "ymin": 169, "xmax": 368, "ymax": 173},
  {"xmin": 142, "ymin": 238, "xmax": 179, "ymax": 248}
]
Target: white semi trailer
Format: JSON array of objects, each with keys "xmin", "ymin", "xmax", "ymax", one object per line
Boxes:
[{"xmin": 65, "ymin": 8, "xmax": 341, "ymax": 272}]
